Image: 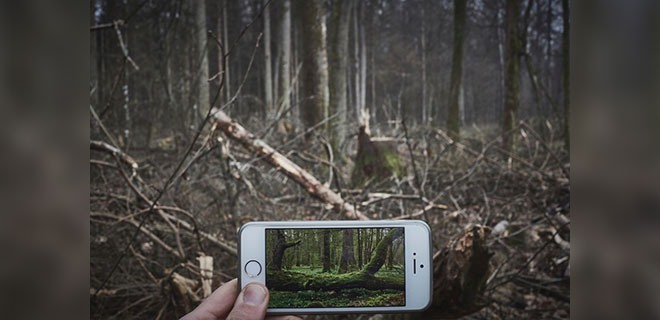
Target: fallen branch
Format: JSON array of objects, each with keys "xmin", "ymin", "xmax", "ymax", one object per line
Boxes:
[
  {"xmin": 211, "ymin": 109, "xmax": 369, "ymax": 220},
  {"xmin": 91, "ymin": 140, "xmax": 138, "ymax": 169}
]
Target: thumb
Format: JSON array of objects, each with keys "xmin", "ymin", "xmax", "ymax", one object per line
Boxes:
[{"xmin": 226, "ymin": 282, "xmax": 269, "ymax": 320}]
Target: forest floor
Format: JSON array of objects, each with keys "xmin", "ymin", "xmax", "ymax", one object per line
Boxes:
[
  {"xmin": 90, "ymin": 117, "xmax": 569, "ymax": 319},
  {"xmin": 270, "ymin": 288, "xmax": 405, "ymax": 308},
  {"xmin": 268, "ymin": 265, "xmax": 406, "ymax": 308}
]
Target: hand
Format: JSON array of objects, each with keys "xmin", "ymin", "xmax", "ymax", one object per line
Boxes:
[{"xmin": 181, "ymin": 279, "xmax": 300, "ymax": 320}]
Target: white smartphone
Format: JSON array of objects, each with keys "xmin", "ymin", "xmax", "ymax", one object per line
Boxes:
[{"xmin": 238, "ymin": 220, "xmax": 432, "ymax": 315}]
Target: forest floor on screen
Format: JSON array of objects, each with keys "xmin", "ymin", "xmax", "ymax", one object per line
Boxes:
[{"xmin": 266, "ymin": 228, "xmax": 405, "ymax": 308}]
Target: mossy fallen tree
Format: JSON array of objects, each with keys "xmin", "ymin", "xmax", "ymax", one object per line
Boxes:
[
  {"xmin": 268, "ymin": 228, "xmax": 404, "ymax": 291},
  {"xmin": 267, "ymin": 269, "xmax": 404, "ymax": 291}
]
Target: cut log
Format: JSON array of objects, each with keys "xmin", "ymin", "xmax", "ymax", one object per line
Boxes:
[
  {"xmin": 197, "ymin": 255, "xmax": 213, "ymax": 298},
  {"xmin": 425, "ymin": 225, "xmax": 492, "ymax": 318},
  {"xmin": 211, "ymin": 109, "xmax": 369, "ymax": 220},
  {"xmin": 170, "ymin": 272, "xmax": 200, "ymax": 315}
]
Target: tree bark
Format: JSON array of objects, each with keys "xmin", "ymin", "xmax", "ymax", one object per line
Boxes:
[
  {"xmin": 278, "ymin": 0, "xmax": 291, "ymax": 116},
  {"xmin": 338, "ymin": 229, "xmax": 357, "ymax": 273},
  {"xmin": 271, "ymin": 230, "xmax": 301, "ymax": 270},
  {"xmin": 263, "ymin": 0, "xmax": 273, "ymax": 118},
  {"xmin": 300, "ymin": 0, "xmax": 329, "ymax": 140},
  {"xmin": 222, "ymin": 0, "xmax": 230, "ymax": 104},
  {"xmin": 327, "ymin": 0, "xmax": 353, "ymax": 152},
  {"xmin": 357, "ymin": 228, "xmax": 363, "ymax": 268},
  {"xmin": 217, "ymin": 3, "xmax": 226, "ymax": 104},
  {"xmin": 322, "ymin": 229, "xmax": 331, "ymax": 272},
  {"xmin": 447, "ymin": 0, "xmax": 467, "ymax": 141},
  {"xmin": 358, "ymin": 2, "xmax": 367, "ymax": 115},
  {"xmin": 424, "ymin": 226, "xmax": 492, "ymax": 318},
  {"xmin": 502, "ymin": 0, "xmax": 521, "ymax": 153},
  {"xmin": 387, "ymin": 242, "xmax": 394, "ymax": 270},
  {"xmin": 421, "ymin": 2, "xmax": 427, "ymax": 124},
  {"xmin": 562, "ymin": 0, "xmax": 570, "ymax": 151}
]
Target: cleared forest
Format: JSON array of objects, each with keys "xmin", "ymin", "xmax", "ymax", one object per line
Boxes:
[{"xmin": 90, "ymin": 0, "xmax": 570, "ymax": 318}]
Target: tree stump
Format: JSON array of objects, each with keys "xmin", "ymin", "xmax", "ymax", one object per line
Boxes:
[
  {"xmin": 425, "ymin": 225, "xmax": 492, "ymax": 318},
  {"xmin": 351, "ymin": 124, "xmax": 405, "ymax": 187}
]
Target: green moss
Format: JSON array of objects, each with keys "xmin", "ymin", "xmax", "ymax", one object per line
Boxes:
[
  {"xmin": 269, "ymin": 288, "xmax": 405, "ymax": 308},
  {"xmin": 383, "ymin": 148, "xmax": 405, "ymax": 177},
  {"xmin": 351, "ymin": 138, "xmax": 406, "ymax": 187},
  {"xmin": 267, "ymin": 268, "xmax": 404, "ymax": 291}
]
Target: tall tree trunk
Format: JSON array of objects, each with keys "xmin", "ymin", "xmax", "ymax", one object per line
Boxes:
[
  {"xmin": 338, "ymin": 229, "xmax": 357, "ymax": 273},
  {"xmin": 562, "ymin": 0, "xmax": 570, "ymax": 151},
  {"xmin": 359, "ymin": 3, "xmax": 367, "ymax": 115},
  {"xmin": 300, "ymin": 0, "xmax": 329, "ymax": 140},
  {"xmin": 447, "ymin": 0, "xmax": 467, "ymax": 141},
  {"xmin": 357, "ymin": 228, "xmax": 363, "ymax": 268},
  {"xmin": 353, "ymin": 4, "xmax": 360, "ymax": 116},
  {"xmin": 317, "ymin": 232, "xmax": 322, "ymax": 268},
  {"xmin": 263, "ymin": 0, "xmax": 273, "ymax": 118},
  {"xmin": 322, "ymin": 230, "xmax": 331, "ymax": 272},
  {"xmin": 328, "ymin": 0, "xmax": 352, "ymax": 153},
  {"xmin": 370, "ymin": 10, "xmax": 376, "ymax": 117},
  {"xmin": 222, "ymin": 0, "xmax": 231, "ymax": 104},
  {"xmin": 546, "ymin": 0, "xmax": 553, "ymax": 117},
  {"xmin": 195, "ymin": 0, "xmax": 210, "ymax": 121},
  {"xmin": 295, "ymin": 231, "xmax": 301, "ymax": 266},
  {"xmin": 497, "ymin": 7, "xmax": 506, "ymax": 124},
  {"xmin": 216, "ymin": 5, "xmax": 225, "ymax": 105},
  {"xmin": 278, "ymin": 0, "xmax": 292, "ymax": 118},
  {"xmin": 421, "ymin": 2, "xmax": 427, "ymax": 124},
  {"xmin": 271, "ymin": 230, "xmax": 301, "ymax": 270},
  {"xmin": 502, "ymin": 0, "xmax": 521, "ymax": 153}
]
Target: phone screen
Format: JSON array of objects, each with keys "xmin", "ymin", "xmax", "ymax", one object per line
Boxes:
[{"xmin": 265, "ymin": 227, "xmax": 405, "ymax": 308}]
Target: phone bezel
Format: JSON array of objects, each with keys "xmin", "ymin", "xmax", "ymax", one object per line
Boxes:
[{"xmin": 238, "ymin": 220, "xmax": 432, "ymax": 314}]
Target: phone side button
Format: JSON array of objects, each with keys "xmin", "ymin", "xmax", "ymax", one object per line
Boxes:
[{"xmin": 245, "ymin": 260, "xmax": 262, "ymax": 278}]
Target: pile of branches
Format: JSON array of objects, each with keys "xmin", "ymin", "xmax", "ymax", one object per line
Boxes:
[{"xmin": 90, "ymin": 109, "xmax": 569, "ymax": 319}]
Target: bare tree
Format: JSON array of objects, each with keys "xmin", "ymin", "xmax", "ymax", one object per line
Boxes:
[
  {"xmin": 562, "ymin": 0, "xmax": 570, "ymax": 150},
  {"xmin": 338, "ymin": 229, "xmax": 357, "ymax": 273},
  {"xmin": 194, "ymin": 0, "xmax": 210, "ymax": 123},
  {"xmin": 300, "ymin": 0, "xmax": 329, "ymax": 139},
  {"xmin": 447, "ymin": 0, "xmax": 468, "ymax": 141},
  {"xmin": 263, "ymin": 0, "xmax": 273, "ymax": 118},
  {"xmin": 278, "ymin": 0, "xmax": 292, "ymax": 118},
  {"xmin": 502, "ymin": 0, "xmax": 521, "ymax": 152},
  {"xmin": 328, "ymin": 0, "xmax": 353, "ymax": 152}
]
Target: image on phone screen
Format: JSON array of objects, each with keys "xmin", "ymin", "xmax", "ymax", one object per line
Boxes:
[{"xmin": 265, "ymin": 227, "xmax": 405, "ymax": 308}]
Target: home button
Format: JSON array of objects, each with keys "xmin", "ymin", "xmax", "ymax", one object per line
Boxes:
[{"xmin": 245, "ymin": 260, "xmax": 262, "ymax": 277}]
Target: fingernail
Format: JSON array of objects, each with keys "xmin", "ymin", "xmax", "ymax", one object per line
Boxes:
[{"xmin": 243, "ymin": 284, "xmax": 266, "ymax": 306}]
